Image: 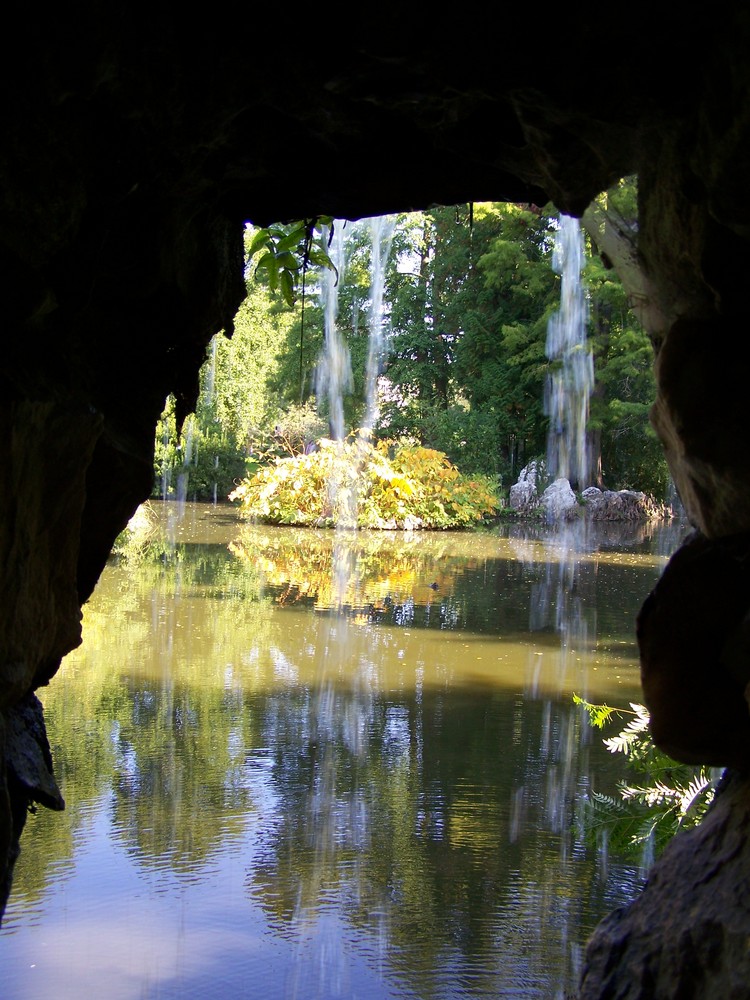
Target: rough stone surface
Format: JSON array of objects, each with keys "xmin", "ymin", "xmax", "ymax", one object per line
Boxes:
[
  {"xmin": 2, "ymin": 7, "xmax": 750, "ymax": 995},
  {"xmin": 5, "ymin": 694, "xmax": 64, "ymax": 813},
  {"xmin": 579, "ymin": 772, "xmax": 750, "ymax": 1000},
  {"xmin": 508, "ymin": 480, "xmax": 668, "ymax": 523},
  {"xmin": 582, "ymin": 488, "xmax": 669, "ymax": 522},
  {"xmin": 638, "ymin": 531, "xmax": 750, "ymax": 771},
  {"xmin": 0, "ymin": 694, "xmax": 63, "ymax": 915},
  {"xmin": 540, "ymin": 478, "xmax": 578, "ymax": 520},
  {"xmin": 509, "ymin": 461, "xmax": 540, "ymax": 510}
]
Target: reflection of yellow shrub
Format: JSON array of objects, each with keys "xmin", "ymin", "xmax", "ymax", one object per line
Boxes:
[
  {"xmin": 228, "ymin": 527, "xmax": 468, "ymax": 610},
  {"xmin": 112, "ymin": 502, "xmax": 159, "ymax": 561},
  {"xmin": 229, "ymin": 437, "xmax": 500, "ymax": 530}
]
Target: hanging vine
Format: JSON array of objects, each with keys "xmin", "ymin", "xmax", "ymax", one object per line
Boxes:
[{"xmin": 245, "ymin": 216, "xmax": 339, "ymax": 401}]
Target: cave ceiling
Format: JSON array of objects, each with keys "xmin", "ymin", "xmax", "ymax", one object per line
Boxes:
[{"xmin": 4, "ymin": 10, "xmax": 739, "ymax": 417}]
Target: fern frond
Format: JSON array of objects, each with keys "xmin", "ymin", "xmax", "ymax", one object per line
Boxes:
[
  {"xmin": 581, "ymin": 791, "xmax": 657, "ymax": 857},
  {"xmin": 620, "ymin": 781, "xmax": 681, "ymax": 808},
  {"xmin": 677, "ymin": 774, "xmax": 716, "ymax": 823},
  {"xmin": 603, "ymin": 731, "xmax": 639, "ymax": 755},
  {"xmin": 573, "ymin": 694, "xmax": 634, "ymax": 729},
  {"xmin": 575, "ymin": 696, "xmax": 723, "ymax": 866}
]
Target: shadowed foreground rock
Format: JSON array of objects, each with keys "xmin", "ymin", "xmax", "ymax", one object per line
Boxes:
[
  {"xmin": 639, "ymin": 532, "xmax": 750, "ymax": 772},
  {"xmin": 580, "ymin": 773, "xmax": 750, "ymax": 1000}
]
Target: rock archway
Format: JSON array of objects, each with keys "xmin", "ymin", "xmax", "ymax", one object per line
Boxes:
[{"xmin": 3, "ymin": 8, "xmax": 750, "ymax": 994}]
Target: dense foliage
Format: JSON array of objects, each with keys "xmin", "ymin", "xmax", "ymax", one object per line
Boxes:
[
  {"xmin": 153, "ymin": 184, "xmax": 670, "ymax": 506},
  {"xmin": 228, "ymin": 437, "xmax": 500, "ymax": 529}
]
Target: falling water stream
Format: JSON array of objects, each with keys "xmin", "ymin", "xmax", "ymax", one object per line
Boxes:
[
  {"xmin": 297, "ymin": 217, "xmax": 401, "ymax": 990},
  {"xmin": 545, "ymin": 215, "xmax": 593, "ymax": 489},
  {"xmin": 362, "ymin": 215, "xmax": 396, "ymax": 436},
  {"xmin": 316, "ymin": 223, "xmax": 352, "ymax": 444},
  {"xmin": 532, "ymin": 215, "xmax": 598, "ymax": 729},
  {"xmin": 317, "ymin": 217, "xmax": 396, "ymax": 599}
]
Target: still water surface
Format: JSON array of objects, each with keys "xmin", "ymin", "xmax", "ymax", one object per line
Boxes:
[{"xmin": 0, "ymin": 503, "xmax": 688, "ymax": 999}]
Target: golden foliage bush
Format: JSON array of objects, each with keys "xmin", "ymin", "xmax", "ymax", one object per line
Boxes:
[{"xmin": 229, "ymin": 436, "xmax": 500, "ymax": 530}]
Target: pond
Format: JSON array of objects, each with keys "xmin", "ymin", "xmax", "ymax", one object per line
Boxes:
[{"xmin": 0, "ymin": 502, "xmax": 689, "ymax": 1000}]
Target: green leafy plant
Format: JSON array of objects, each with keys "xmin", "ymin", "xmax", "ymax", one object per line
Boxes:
[
  {"xmin": 574, "ymin": 695, "xmax": 721, "ymax": 862},
  {"xmin": 245, "ymin": 217, "xmax": 337, "ymax": 306}
]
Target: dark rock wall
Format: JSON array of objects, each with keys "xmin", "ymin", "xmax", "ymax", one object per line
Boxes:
[{"xmin": 3, "ymin": 7, "xmax": 750, "ymax": 995}]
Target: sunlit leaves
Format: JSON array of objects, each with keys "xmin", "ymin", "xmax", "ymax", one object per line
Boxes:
[
  {"xmin": 572, "ymin": 694, "xmax": 620, "ymax": 729},
  {"xmin": 245, "ymin": 217, "xmax": 337, "ymax": 306},
  {"xmin": 229, "ymin": 436, "xmax": 500, "ymax": 529},
  {"xmin": 576, "ymin": 696, "xmax": 720, "ymax": 864}
]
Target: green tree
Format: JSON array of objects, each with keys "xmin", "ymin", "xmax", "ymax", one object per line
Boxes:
[
  {"xmin": 379, "ymin": 203, "xmax": 557, "ymax": 485},
  {"xmin": 382, "ymin": 208, "xmax": 474, "ymax": 438},
  {"xmin": 155, "ymin": 228, "xmax": 307, "ymax": 500},
  {"xmin": 583, "ymin": 179, "xmax": 670, "ymax": 496},
  {"xmin": 459, "ymin": 203, "xmax": 558, "ymax": 479}
]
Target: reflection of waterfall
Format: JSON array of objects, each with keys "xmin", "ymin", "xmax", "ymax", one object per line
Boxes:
[
  {"xmin": 300, "ymin": 219, "xmax": 396, "ymax": 989},
  {"xmin": 529, "ymin": 519, "xmax": 596, "ymax": 689},
  {"xmin": 545, "ymin": 215, "xmax": 593, "ymax": 490}
]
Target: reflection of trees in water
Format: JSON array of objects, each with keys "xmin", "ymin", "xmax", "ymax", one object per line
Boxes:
[
  {"xmin": 246, "ymin": 684, "xmax": 633, "ymax": 995},
  {"xmin": 230, "ymin": 521, "xmax": 678, "ymax": 652},
  {"xmin": 14, "ymin": 543, "xmax": 273, "ymax": 900},
  {"xmin": 110, "ymin": 680, "xmax": 258, "ymax": 876},
  {"xmin": 10, "ymin": 506, "xmax": 657, "ymax": 994},
  {"xmin": 22, "ymin": 669, "xmax": 631, "ymax": 992},
  {"xmin": 231, "ymin": 525, "xmax": 562, "ymax": 643}
]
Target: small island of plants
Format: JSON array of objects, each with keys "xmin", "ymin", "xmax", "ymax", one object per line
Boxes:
[{"xmin": 228, "ymin": 435, "xmax": 500, "ymax": 530}]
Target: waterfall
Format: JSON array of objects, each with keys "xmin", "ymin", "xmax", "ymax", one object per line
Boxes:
[
  {"xmin": 316, "ymin": 216, "xmax": 395, "ymax": 444},
  {"xmin": 318, "ymin": 216, "xmax": 393, "ymax": 605},
  {"xmin": 362, "ymin": 214, "xmax": 396, "ymax": 436},
  {"xmin": 205, "ymin": 335, "xmax": 218, "ymax": 406},
  {"xmin": 544, "ymin": 215, "xmax": 593, "ymax": 490},
  {"xmin": 315, "ymin": 224, "xmax": 352, "ymax": 443},
  {"xmin": 160, "ymin": 421, "xmax": 171, "ymax": 501},
  {"xmin": 315, "ymin": 217, "xmax": 395, "ymax": 549},
  {"xmin": 175, "ymin": 415, "xmax": 195, "ymax": 509},
  {"xmin": 531, "ymin": 213, "xmax": 596, "ymax": 687},
  {"xmin": 314, "ymin": 223, "xmax": 355, "ymax": 557}
]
